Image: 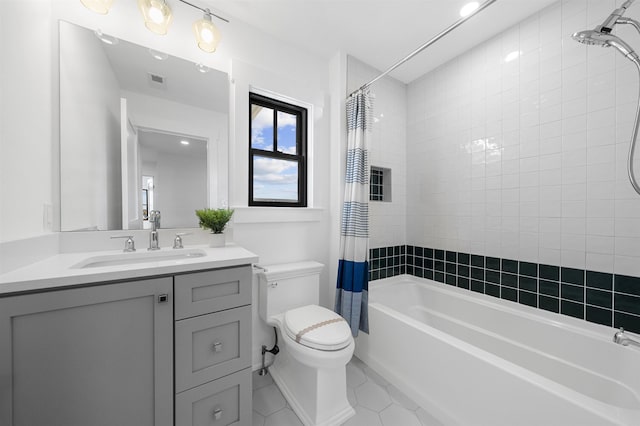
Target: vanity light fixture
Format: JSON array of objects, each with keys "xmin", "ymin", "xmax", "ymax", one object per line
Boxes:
[
  {"xmin": 80, "ymin": 0, "xmax": 229, "ymax": 52},
  {"xmin": 80, "ymin": 0, "xmax": 113, "ymax": 14},
  {"xmin": 180, "ymin": 140, "xmax": 190, "ymax": 145},
  {"xmin": 193, "ymin": 9, "xmax": 221, "ymax": 53},
  {"xmin": 94, "ymin": 29, "xmax": 119, "ymax": 45},
  {"xmin": 138, "ymin": 0, "xmax": 173, "ymax": 35}
]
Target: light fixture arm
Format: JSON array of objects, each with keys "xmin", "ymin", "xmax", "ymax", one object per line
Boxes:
[{"xmin": 177, "ymin": 0, "xmax": 229, "ymax": 23}]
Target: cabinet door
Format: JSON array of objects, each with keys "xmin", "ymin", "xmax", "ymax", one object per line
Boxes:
[{"xmin": 0, "ymin": 278, "xmax": 173, "ymax": 426}]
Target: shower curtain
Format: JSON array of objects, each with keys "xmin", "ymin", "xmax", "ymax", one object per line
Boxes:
[{"xmin": 335, "ymin": 90, "xmax": 372, "ymax": 336}]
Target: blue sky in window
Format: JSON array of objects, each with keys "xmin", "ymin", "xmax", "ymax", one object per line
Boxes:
[{"xmin": 253, "ymin": 157, "xmax": 298, "ymax": 201}]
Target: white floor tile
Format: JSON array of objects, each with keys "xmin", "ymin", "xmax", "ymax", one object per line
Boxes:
[
  {"xmin": 264, "ymin": 408, "xmax": 303, "ymax": 426},
  {"xmin": 387, "ymin": 384, "xmax": 420, "ymax": 411},
  {"xmin": 416, "ymin": 407, "xmax": 446, "ymax": 426},
  {"xmin": 362, "ymin": 365, "xmax": 390, "ymax": 387},
  {"xmin": 253, "ymin": 410, "xmax": 266, "ymax": 426},
  {"xmin": 380, "ymin": 403, "xmax": 422, "ymax": 426},
  {"xmin": 253, "ymin": 383, "xmax": 286, "ymax": 417},
  {"xmin": 354, "ymin": 380, "xmax": 392, "ymax": 412},
  {"xmin": 347, "ymin": 386, "xmax": 357, "ymax": 408},
  {"xmin": 252, "ymin": 359, "xmax": 444, "ymax": 426},
  {"xmin": 342, "ymin": 405, "xmax": 383, "ymax": 426},
  {"xmin": 346, "ymin": 363, "xmax": 367, "ymax": 388},
  {"xmin": 252, "ymin": 370, "xmax": 274, "ymax": 390}
]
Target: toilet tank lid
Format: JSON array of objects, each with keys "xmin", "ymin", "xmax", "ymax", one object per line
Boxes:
[{"xmin": 259, "ymin": 261, "xmax": 324, "ymax": 281}]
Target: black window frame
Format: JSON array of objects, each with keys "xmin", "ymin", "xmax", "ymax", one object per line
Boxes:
[{"xmin": 249, "ymin": 92, "xmax": 308, "ymax": 207}]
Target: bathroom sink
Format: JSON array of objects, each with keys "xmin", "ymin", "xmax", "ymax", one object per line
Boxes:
[{"xmin": 71, "ymin": 249, "xmax": 207, "ymax": 269}]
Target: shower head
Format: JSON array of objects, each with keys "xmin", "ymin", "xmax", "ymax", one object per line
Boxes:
[{"xmin": 572, "ymin": 29, "xmax": 640, "ymax": 63}]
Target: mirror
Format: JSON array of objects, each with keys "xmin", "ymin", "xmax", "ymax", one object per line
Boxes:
[{"xmin": 59, "ymin": 21, "xmax": 228, "ymax": 231}]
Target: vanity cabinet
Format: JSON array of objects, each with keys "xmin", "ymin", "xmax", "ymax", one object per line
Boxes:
[
  {"xmin": 174, "ymin": 266, "xmax": 252, "ymax": 426},
  {"xmin": 0, "ymin": 277, "xmax": 174, "ymax": 426},
  {"xmin": 0, "ymin": 265, "xmax": 253, "ymax": 426}
]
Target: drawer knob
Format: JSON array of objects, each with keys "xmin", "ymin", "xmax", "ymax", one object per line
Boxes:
[
  {"xmin": 212, "ymin": 342, "xmax": 223, "ymax": 352},
  {"xmin": 213, "ymin": 407, "xmax": 222, "ymax": 420}
]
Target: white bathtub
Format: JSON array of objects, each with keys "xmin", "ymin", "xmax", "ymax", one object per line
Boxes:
[{"xmin": 354, "ymin": 275, "xmax": 640, "ymax": 426}]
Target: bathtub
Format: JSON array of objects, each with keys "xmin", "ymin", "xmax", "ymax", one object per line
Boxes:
[{"xmin": 354, "ymin": 275, "xmax": 640, "ymax": 426}]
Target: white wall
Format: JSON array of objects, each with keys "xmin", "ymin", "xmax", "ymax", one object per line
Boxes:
[
  {"xmin": 123, "ymin": 90, "xmax": 227, "ymax": 212},
  {"xmin": 346, "ymin": 56, "xmax": 407, "ymax": 249},
  {"xmin": 0, "ymin": 0, "xmax": 54, "ymax": 241},
  {"xmin": 0, "ymin": 0, "xmax": 336, "ymax": 370},
  {"xmin": 152, "ymin": 148, "xmax": 207, "ymax": 229},
  {"xmin": 406, "ymin": 0, "xmax": 640, "ymax": 277},
  {"xmin": 60, "ymin": 21, "xmax": 122, "ymax": 231}
]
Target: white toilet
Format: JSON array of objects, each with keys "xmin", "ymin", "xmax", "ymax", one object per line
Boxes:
[{"xmin": 258, "ymin": 261, "xmax": 355, "ymax": 426}]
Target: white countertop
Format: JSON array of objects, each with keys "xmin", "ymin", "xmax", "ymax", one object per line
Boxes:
[{"xmin": 0, "ymin": 244, "xmax": 259, "ymax": 296}]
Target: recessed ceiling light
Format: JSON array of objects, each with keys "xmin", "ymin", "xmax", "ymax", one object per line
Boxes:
[
  {"xmin": 504, "ymin": 50, "xmax": 521, "ymax": 63},
  {"xmin": 195, "ymin": 63, "xmax": 211, "ymax": 73},
  {"xmin": 94, "ymin": 29, "xmax": 119, "ymax": 45},
  {"xmin": 180, "ymin": 140, "xmax": 190, "ymax": 145},
  {"xmin": 148, "ymin": 48, "xmax": 168, "ymax": 60},
  {"xmin": 460, "ymin": 2, "xmax": 479, "ymax": 17}
]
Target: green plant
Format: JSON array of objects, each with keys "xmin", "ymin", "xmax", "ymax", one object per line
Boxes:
[{"xmin": 195, "ymin": 208, "xmax": 234, "ymax": 234}]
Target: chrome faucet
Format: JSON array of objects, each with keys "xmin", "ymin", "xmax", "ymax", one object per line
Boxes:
[
  {"xmin": 148, "ymin": 210, "xmax": 161, "ymax": 251},
  {"xmin": 613, "ymin": 328, "xmax": 640, "ymax": 347}
]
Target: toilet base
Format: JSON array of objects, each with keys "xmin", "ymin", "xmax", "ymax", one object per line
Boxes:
[{"xmin": 268, "ymin": 340, "xmax": 355, "ymax": 426}]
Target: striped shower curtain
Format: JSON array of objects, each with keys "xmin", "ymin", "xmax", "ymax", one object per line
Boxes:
[{"xmin": 335, "ymin": 90, "xmax": 372, "ymax": 336}]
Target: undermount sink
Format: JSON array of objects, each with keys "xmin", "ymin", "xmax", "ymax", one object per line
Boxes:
[{"xmin": 71, "ymin": 249, "xmax": 207, "ymax": 269}]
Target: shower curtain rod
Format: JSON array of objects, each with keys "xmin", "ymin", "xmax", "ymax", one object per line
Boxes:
[{"xmin": 351, "ymin": 0, "xmax": 498, "ymax": 95}]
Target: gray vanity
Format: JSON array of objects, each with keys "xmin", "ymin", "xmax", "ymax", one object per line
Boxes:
[{"xmin": 0, "ymin": 245, "xmax": 257, "ymax": 426}]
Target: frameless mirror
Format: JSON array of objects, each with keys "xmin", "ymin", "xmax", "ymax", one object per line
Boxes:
[{"xmin": 59, "ymin": 21, "xmax": 228, "ymax": 231}]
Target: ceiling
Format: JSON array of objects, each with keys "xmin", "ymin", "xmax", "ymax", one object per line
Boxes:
[
  {"xmin": 100, "ymin": 29, "xmax": 229, "ymax": 113},
  {"xmin": 205, "ymin": 0, "xmax": 559, "ymax": 84}
]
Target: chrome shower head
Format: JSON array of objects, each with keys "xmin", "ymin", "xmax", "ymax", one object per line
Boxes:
[{"xmin": 572, "ymin": 29, "xmax": 639, "ymax": 62}]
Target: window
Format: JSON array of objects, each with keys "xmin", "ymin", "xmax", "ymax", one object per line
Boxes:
[
  {"xmin": 370, "ymin": 166, "xmax": 391, "ymax": 202},
  {"xmin": 249, "ymin": 92, "xmax": 307, "ymax": 207}
]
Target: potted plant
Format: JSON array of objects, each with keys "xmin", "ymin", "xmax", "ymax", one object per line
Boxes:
[{"xmin": 195, "ymin": 208, "xmax": 234, "ymax": 247}]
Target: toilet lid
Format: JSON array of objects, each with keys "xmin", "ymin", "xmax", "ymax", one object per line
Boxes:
[{"xmin": 283, "ymin": 305, "xmax": 353, "ymax": 351}]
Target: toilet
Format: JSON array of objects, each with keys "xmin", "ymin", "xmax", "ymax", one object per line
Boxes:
[{"xmin": 258, "ymin": 261, "xmax": 355, "ymax": 426}]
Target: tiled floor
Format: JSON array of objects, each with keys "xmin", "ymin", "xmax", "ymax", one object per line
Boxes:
[{"xmin": 252, "ymin": 356, "xmax": 444, "ymax": 426}]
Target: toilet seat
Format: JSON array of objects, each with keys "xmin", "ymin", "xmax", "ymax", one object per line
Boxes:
[{"xmin": 283, "ymin": 305, "xmax": 352, "ymax": 351}]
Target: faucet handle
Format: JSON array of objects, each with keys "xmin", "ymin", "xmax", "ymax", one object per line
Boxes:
[
  {"xmin": 111, "ymin": 235, "xmax": 136, "ymax": 252},
  {"xmin": 173, "ymin": 232, "xmax": 191, "ymax": 249}
]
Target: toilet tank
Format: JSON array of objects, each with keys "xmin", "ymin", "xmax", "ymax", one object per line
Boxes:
[{"xmin": 258, "ymin": 261, "xmax": 324, "ymax": 323}]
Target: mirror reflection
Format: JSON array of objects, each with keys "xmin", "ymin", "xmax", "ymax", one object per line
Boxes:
[{"xmin": 59, "ymin": 21, "xmax": 228, "ymax": 231}]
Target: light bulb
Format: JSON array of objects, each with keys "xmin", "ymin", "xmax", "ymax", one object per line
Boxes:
[{"xmin": 193, "ymin": 11, "xmax": 220, "ymax": 53}]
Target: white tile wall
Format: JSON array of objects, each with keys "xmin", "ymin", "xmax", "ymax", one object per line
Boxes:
[
  {"xmin": 406, "ymin": 0, "xmax": 640, "ymax": 277},
  {"xmin": 347, "ymin": 56, "xmax": 407, "ymax": 249}
]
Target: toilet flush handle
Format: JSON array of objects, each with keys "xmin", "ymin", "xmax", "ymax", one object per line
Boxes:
[{"xmin": 270, "ymin": 282, "xmax": 278, "ymax": 288}]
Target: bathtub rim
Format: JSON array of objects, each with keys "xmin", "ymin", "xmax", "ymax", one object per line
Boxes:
[
  {"xmin": 361, "ymin": 274, "xmax": 640, "ymax": 425},
  {"xmin": 369, "ymin": 274, "xmax": 633, "ymax": 343}
]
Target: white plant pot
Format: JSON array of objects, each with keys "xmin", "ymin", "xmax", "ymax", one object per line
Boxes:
[{"xmin": 209, "ymin": 233, "xmax": 225, "ymax": 248}]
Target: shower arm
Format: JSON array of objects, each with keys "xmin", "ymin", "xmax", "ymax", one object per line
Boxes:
[{"xmin": 615, "ymin": 17, "xmax": 640, "ymax": 196}]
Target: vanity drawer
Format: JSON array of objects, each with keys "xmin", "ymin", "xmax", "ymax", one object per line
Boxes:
[
  {"xmin": 175, "ymin": 367, "xmax": 251, "ymax": 426},
  {"xmin": 174, "ymin": 266, "xmax": 251, "ymax": 320},
  {"xmin": 175, "ymin": 305, "xmax": 251, "ymax": 392}
]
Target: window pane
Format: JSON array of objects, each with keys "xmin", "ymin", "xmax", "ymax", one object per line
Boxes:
[
  {"xmin": 277, "ymin": 111, "xmax": 297, "ymax": 154},
  {"xmin": 253, "ymin": 156, "xmax": 298, "ymax": 202},
  {"xmin": 251, "ymin": 105, "xmax": 273, "ymax": 151}
]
